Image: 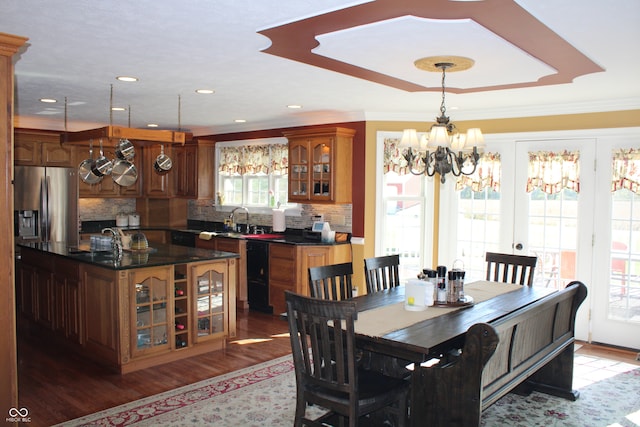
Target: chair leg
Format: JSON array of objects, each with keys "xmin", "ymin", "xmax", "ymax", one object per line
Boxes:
[{"xmin": 294, "ymin": 396, "xmax": 305, "ymax": 427}]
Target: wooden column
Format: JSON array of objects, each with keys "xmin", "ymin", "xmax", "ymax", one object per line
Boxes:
[{"xmin": 0, "ymin": 32, "xmax": 28, "ymax": 413}]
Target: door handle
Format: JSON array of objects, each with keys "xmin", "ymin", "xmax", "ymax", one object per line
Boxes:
[{"xmin": 513, "ymin": 243, "xmax": 524, "ymax": 251}]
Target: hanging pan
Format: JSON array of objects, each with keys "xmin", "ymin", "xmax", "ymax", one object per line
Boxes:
[
  {"xmin": 115, "ymin": 138, "xmax": 135, "ymax": 161},
  {"xmin": 112, "ymin": 158, "xmax": 138, "ymax": 187},
  {"xmin": 154, "ymin": 144, "xmax": 172, "ymax": 173},
  {"xmin": 78, "ymin": 140, "xmax": 103, "ymax": 184},
  {"xmin": 92, "ymin": 138, "xmax": 113, "ymax": 177}
]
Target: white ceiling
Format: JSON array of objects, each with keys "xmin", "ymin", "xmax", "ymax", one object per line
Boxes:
[{"xmin": 2, "ymin": 0, "xmax": 639, "ymax": 136}]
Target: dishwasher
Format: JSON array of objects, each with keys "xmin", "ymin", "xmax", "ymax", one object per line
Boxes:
[{"xmin": 246, "ymin": 240, "xmax": 272, "ymax": 313}]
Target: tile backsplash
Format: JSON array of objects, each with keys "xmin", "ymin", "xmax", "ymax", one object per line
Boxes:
[
  {"xmin": 78, "ymin": 198, "xmax": 352, "ymax": 233},
  {"xmin": 79, "ymin": 198, "xmax": 137, "ymax": 221},
  {"xmin": 188, "ymin": 200, "xmax": 352, "ymax": 233}
]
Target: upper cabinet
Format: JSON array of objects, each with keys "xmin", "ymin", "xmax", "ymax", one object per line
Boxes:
[
  {"xmin": 172, "ymin": 140, "xmax": 215, "ymax": 199},
  {"xmin": 15, "ymin": 129, "xmax": 74, "ymax": 167},
  {"xmin": 284, "ymin": 127, "xmax": 355, "ymax": 204},
  {"xmin": 143, "ymin": 144, "xmax": 173, "ymax": 198}
]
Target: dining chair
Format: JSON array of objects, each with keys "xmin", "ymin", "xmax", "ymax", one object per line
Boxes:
[
  {"xmin": 364, "ymin": 254, "xmax": 401, "ymax": 294},
  {"xmin": 308, "ymin": 262, "xmax": 354, "ymax": 300},
  {"xmin": 285, "ymin": 291, "xmax": 409, "ymax": 427},
  {"xmin": 485, "ymin": 252, "xmax": 538, "ymax": 286}
]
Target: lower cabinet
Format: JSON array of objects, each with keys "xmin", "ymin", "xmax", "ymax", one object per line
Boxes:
[
  {"xmin": 17, "ymin": 247, "xmax": 236, "ymax": 373},
  {"xmin": 18, "ymin": 248, "xmax": 81, "ymax": 343},
  {"xmin": 119, "ymin": 259, "xmax": 235, "ymax": 373},
  {"xmin": 129, "ymin": 266, "xmax": 172, "ymax": 358},
  {"xmin": 196, "ymin": 236, "xmax": 248, "ymax": 310},
  {"xmin": 268, "ymin": 243, "xmax": 351, "ymax": 315}
]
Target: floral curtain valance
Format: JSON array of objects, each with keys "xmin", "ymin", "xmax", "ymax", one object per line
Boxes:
[
  {"xmin": 218, "ymin": 144, "xmax": 288, "ymax": 176},
  {"xmin": 612, "ymin": 148, "xmax": 640, "ymax": 194},
  {"xmin": 455, "ymin": 153, "xmax": 501, "ymax": 192},
  {"xmin": 383, "ymin": 137, "xmax": 409, "ymax": 175},
  {"xmin": 526, "ymin": 150, "xmax": 580, "ymax": 194}
]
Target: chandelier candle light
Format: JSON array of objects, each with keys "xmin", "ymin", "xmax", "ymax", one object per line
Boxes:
[{"xmin": 400, "ymin": 56, "xmax": 485, "ymax": 183}]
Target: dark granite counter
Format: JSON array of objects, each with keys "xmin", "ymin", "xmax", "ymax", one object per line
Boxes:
[{"xmin": 18, "ymin": 241, "xmax": 239, "ymax": 270}]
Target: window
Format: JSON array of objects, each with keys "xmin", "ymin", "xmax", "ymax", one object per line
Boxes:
[
  {"xmin": 216, "ymin": 138, "xmax": 290, "ymax": 208},
  {"xmin": 377, "ymin": 132, "xmax": 434, "ymax": 281}
]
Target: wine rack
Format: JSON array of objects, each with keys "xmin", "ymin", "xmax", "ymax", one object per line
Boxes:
[{"xmin": 173, "ymin": 264, "xmax": 189, "ymax": 349}]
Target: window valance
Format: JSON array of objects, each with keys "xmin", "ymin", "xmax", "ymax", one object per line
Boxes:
[
  {"xmin": 526, "ymin": 150, "xmax": 580, "ymax": 194},
  {"xmin": 219, "ymin": 144, "xmax": 288, "ymax": 176},
  {"xmin": 612, "ymin": 148, "xmax": 640, "ymax": 194}
]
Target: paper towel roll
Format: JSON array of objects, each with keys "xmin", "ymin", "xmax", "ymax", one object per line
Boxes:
[{"xmin": 272, "ymin": 209, "xmax": 286, "ymax": 232}]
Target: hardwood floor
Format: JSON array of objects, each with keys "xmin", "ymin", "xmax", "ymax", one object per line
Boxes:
[
  {"xmin": 17, "ymin": 310, "xmax": 292, "ymax": 427},
  {"xmin": 16, "ymin": 310, "xmax": 640, "ymax": 427}
]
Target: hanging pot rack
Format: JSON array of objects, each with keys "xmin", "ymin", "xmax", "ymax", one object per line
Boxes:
[{"xmin": 61, "ymin": 85, "xmax": 187, "ymax": 146}]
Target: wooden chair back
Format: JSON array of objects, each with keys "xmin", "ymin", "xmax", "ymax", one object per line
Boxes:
[
  {"xmin": 364, "ymin": 254, "xmax": 400, "ymax": 294},
  {"xmin": 485, "ymin": 252, "xmax": 538, "ymax": 286},
  {"xmin": 308, "ymin": 262, "xmax": 353, "ymax": 300},
  {"xmin": 285, "ymin": 290, "xmax": 409, "ymax": 426}
]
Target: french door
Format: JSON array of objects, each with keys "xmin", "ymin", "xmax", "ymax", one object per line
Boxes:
[
  {"xmin": 513, "ymin": 138, "xmax": 595, "ymax": 342},
  {"xmin": 590, "ymin": 134, "xmax": 640, "ymax": 349}
]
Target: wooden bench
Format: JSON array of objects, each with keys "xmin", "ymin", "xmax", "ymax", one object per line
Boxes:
[{"xmin": 411, "ymin": 280, "xmax": 587, "ymax": 427}]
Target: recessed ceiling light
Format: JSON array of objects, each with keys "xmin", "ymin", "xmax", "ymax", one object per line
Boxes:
[
  {"xmin": 195, "ymin": 89, "xmax": 214, "ymax": 94},
  {"xmin": 287, "ymin": 105, "xmax": 302, "ymax": 109},
  {"xmin": 116, "ymin": 76, "xmax": 139, "ymax": 82},
  {"xmin": 111, "ymin": 107, "xmax": 126, "ymax": 111},
  {"xmin": 234, "ymin": 119, "xmax": 247, "ymax": 123},
  {"xmin": 39, "ymin": 98, "xmax": 57, "ymax": 103},
  {"xmin": 147, "ymin": 123, "xmax": 159, "ymax": 128}
]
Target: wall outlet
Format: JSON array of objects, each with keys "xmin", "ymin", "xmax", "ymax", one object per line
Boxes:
[{"xmin": 331, "ymin": 214, "xmax": 345, "ymax": 226}]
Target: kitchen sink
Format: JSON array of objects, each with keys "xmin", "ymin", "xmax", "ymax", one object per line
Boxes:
[
  {"xmin": 243, "ymin": 233, "xmax": 285, "ymax": 239},
  {"xmin": 199, "ymin": 231, "xmax": 285, "ymax": 239}
]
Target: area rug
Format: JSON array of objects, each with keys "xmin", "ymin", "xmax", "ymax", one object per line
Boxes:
[{"xmin": 54, "ymin": 354, "xmax": 640, "ymax": 427}]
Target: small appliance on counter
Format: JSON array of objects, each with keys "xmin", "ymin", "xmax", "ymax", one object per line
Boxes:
[{"xmin": 302, "ymin": 221, "xmax": 329, "ymax": 241}]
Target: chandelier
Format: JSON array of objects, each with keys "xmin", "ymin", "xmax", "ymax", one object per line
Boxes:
[{"xmin": 400, "ymin": 57, "xmax": 484, "ymax": 183}]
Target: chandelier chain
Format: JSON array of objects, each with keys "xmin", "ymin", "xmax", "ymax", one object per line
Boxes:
[{"xmin": 440, "ymin": 66, "xmax": 447, "ymax": 117}]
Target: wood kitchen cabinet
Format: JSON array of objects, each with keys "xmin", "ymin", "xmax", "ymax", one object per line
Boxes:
[
  {"xmin": 15, "ymin": 129, "xmax": 74, "ymax": 167},
  {"xmin": 144, "ymin": 144, "xmax": 173, "ymax": 197},
  {"xmin": 172, "ymin": 141, "xmax": 215, "ymax": 199},
  {"xmin": 196, "ymin": 236, "xmax": 248, "ymax": 310},
  {"xmin": 268, "ymin": 243, "xmax": 351, "ymax": 315},
  {"xmin": 128, "ymin": 266, "xmax": 172, "ymax": 358},
  {"xmin": 284, "ymin": 127, "xmax": 355, "ymax": 204}
]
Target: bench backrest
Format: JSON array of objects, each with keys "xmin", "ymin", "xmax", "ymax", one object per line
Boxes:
[{"xmin": 479, "ymin": 280, "xmax": 587, "ymax": 407}]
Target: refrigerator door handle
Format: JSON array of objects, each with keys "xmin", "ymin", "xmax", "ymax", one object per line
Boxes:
[{"xmin": 41, "ymin": 175, "xmax": 50, "ymax": 242}]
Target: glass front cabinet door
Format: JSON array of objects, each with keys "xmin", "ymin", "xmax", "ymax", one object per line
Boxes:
[
  {"xmin": 192, "ymin": 262, "xmax": 229, "ymax": 342},
  {"xmin": 130, "ymin": 266, "xmax": 172, "ymax": 357},
  {"xmin": 288, "ymin": 140, "xmax": 309, "ymax": 200},
  {"xmin": 285, "ymin": 127, "xmax": 355, "ymax": 204}
]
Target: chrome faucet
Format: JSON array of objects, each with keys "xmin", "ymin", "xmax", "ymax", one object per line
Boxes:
[
  {"xmin": 229, "ymin": 207, "xmax": 250, "ymax": 233},
  {"xmin": 102, "ymin": 227, "xmax": 123, "ymax": 260}
]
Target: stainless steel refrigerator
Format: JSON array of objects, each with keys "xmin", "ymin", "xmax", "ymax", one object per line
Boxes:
[{"xmin": 14, "ymin": 166, "xmax": 79, "ymax": 247}]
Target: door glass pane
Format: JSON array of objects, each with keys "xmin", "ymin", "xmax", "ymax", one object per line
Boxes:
[
  {"xmin": 528, "ymin": 188, "xmax": 579, "ymax": 289},
  {"xmin": 456, "ymin": 187, "xmax": 501, "ymax": 282},
  {"xmin": 610, "ymin": 189, "xmax": 640, "ymax": 322}
]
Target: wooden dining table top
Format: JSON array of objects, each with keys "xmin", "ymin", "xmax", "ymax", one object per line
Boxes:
[{"xmin": 351, "ymin": 281, "xmax": 558, "ymax": 362}]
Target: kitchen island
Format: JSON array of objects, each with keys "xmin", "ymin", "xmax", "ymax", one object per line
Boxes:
[{"xmin": 17, "ymin": 242, "xmax": 238, "ymax": 373}]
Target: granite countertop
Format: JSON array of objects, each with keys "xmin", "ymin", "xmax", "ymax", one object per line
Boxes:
[
  {"xmin": 80, "ymin": 221, "xmax": 351, "ymax": 246},
  {"xmin": 18, "ymin": 241, "xmax": 239, "ymax": 270}
]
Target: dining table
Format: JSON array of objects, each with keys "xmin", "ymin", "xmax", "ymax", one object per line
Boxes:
[{"xmin": 351, "ymin": 280, "xmax": 557, "ymax": 363}]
